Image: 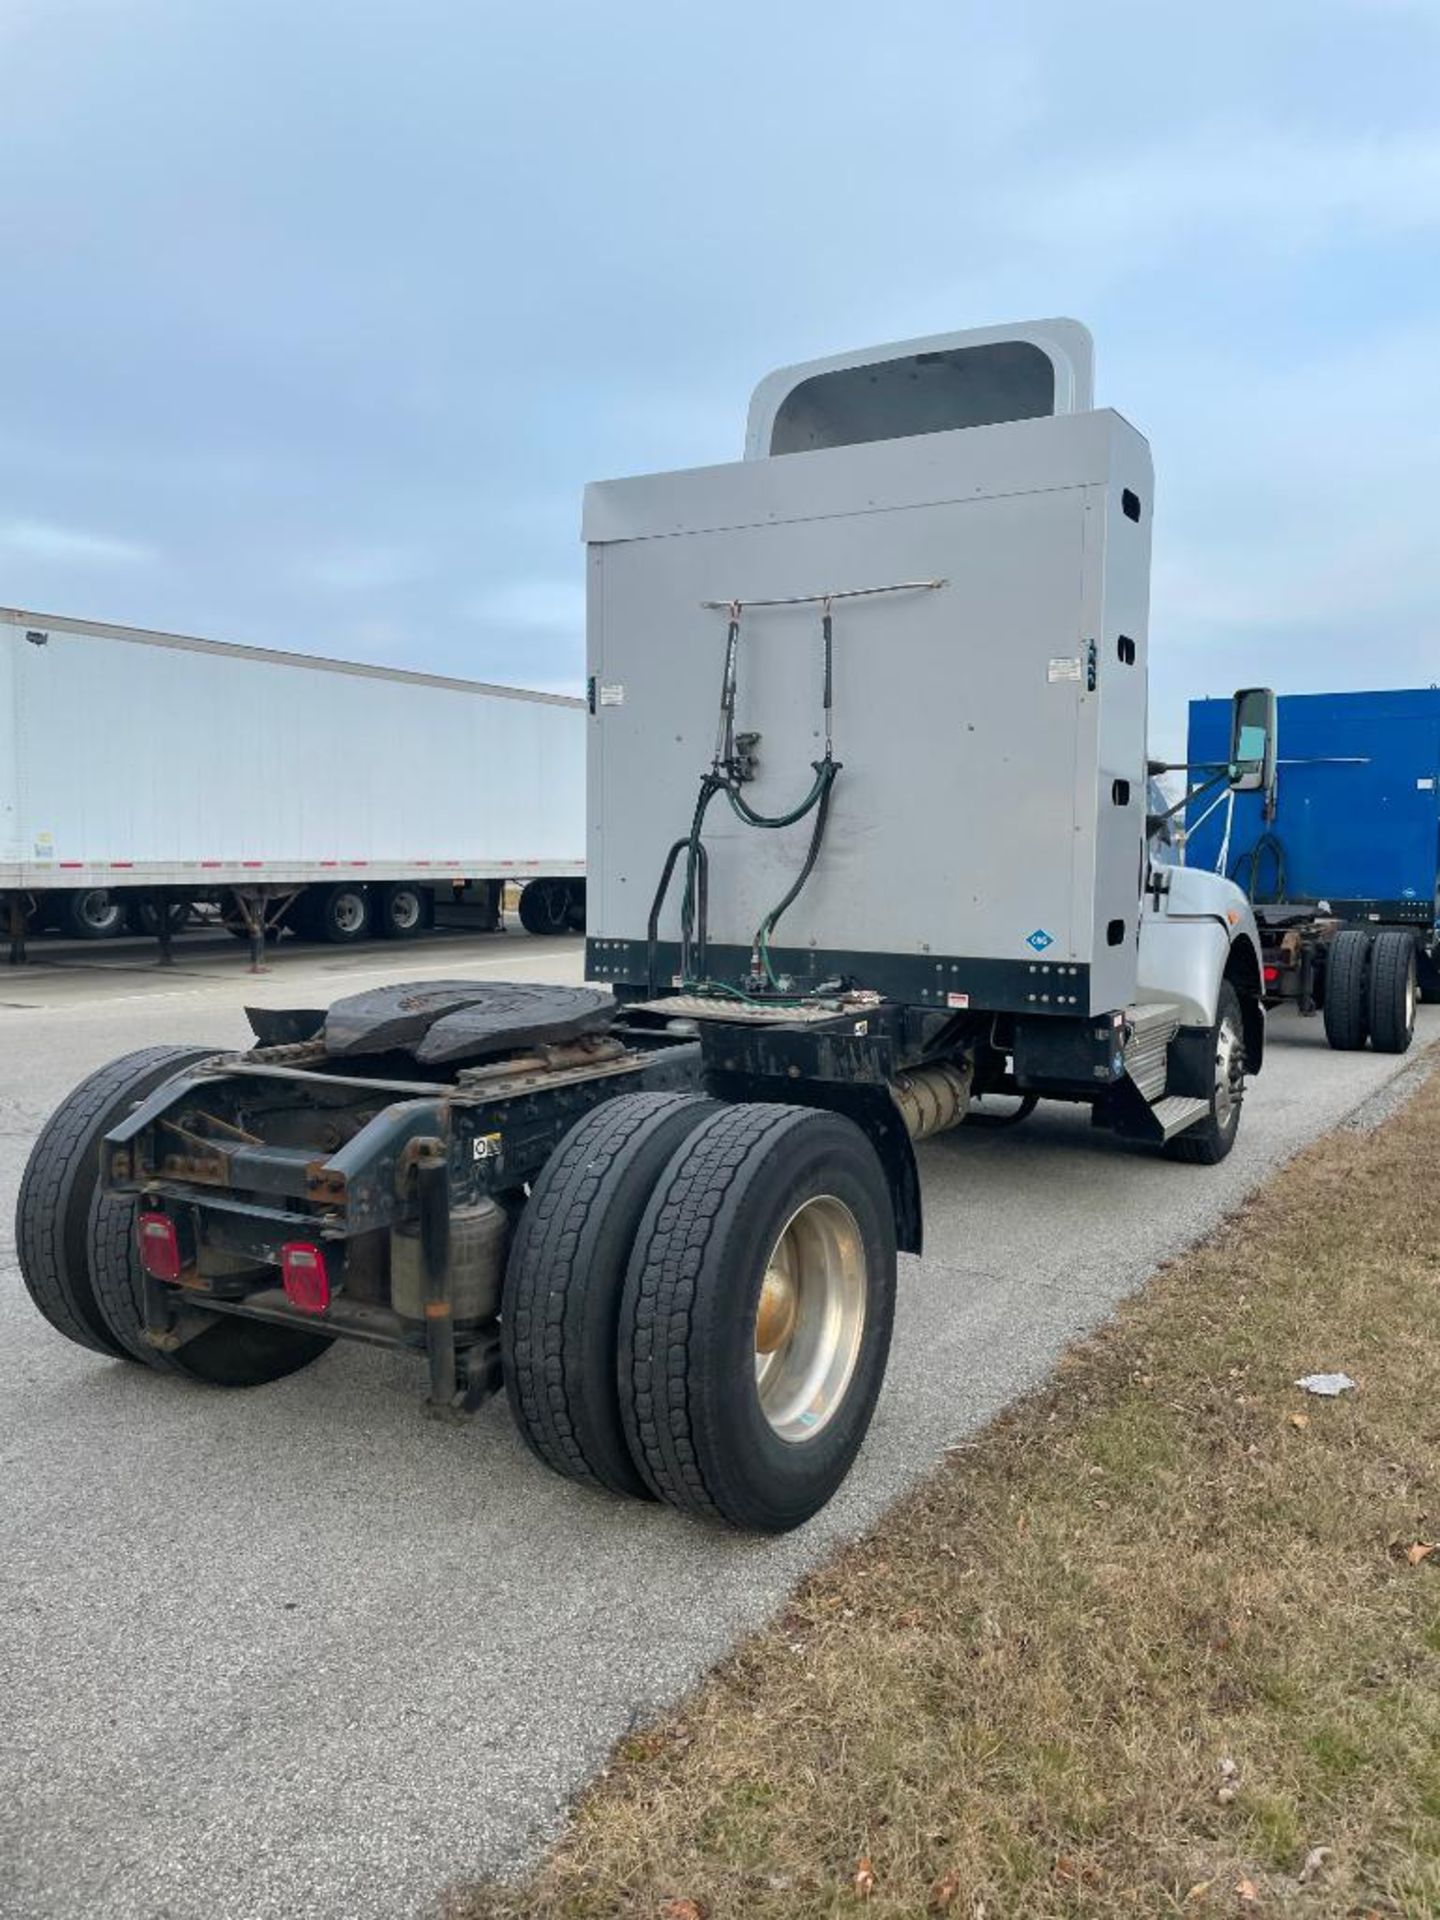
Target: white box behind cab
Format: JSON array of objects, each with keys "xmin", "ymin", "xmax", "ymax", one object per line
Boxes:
[{"xmin": 584, "ymin": 338, "xmax": 1152, "ymax": 1020}]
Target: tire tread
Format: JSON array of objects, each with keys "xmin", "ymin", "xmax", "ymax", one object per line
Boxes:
[
  {"xmin": 1323, "ymin": 929, "xmax": 1371, "ymax": 1051},
  {"xmin": 503, "ymin": 1092, "xmax": 714, "ymax": 1494},
  {"xmin": 1368, "ymin": 929, "xmax": 1416, "ymax": 1055},
  {"xmin": 620, "ymin": 1104, "xmax": 822, "ymax": 1521},
  {"xmin": 15, "ymin": 1046, "xmax": 215, "ymax": 1358}
]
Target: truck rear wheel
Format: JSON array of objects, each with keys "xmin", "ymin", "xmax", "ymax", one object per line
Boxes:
[
  {"xmin": 1368, "ymin": 929, "xmax": 1417, "ymax": 1054},
  {"xmin": 1323, "ymin": 929, "xmax": 1371, "ymax": 1051},
  {"xmin": 1165, "ymin": 982, "xmax": 1246, "ymax": 1166},
  {"xmin": 377, "ymin": 882, "xmax": 426, "ymax": 940},
  {"xmin": 87, "ymin": 1188, "xmax": 334, "ymax": 1384},
  {"xmin": 618, "ymin": 1104, "xmax": 897, "ymax": 1532},
  {"xmin": 126, "ymin": 899, "xmax": 193, "ymax": 937},
  {"xmin": 502, "ymin": 1092, "xmax": 716, "ymax": 1497},
  {"xmin": 14, "ymin": 1046, "xmax": 217, "ymax": 1360},
  {"xmin": 517, "ymin": 878, "xmax": 571, "ymax": 936}
]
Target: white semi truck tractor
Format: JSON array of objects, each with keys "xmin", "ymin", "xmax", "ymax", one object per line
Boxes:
[{"xmin": 15, "ymin": 320, "xmax": 1268, "ymax": 1532}]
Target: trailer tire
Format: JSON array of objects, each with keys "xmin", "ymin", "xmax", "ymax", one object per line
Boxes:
[
  {"xmin": 60, "ymin": 888, "xmax": 126, "ymax": 940},
  {"xmin": 127, "ymin": 899, "xmax": 193, "ymax": 937},
  {"xmin": 14, "ymin": 1046, "xmax": 218, "ymax": 1361},
  {"xmin": 517, "ymin": 879, "xmax": 571, "ymax": 937},
  {"xmin": 313, "ymin": 883, "xmax": 372, "ymax": 944},
  {"xmin": 377, "ymin": 882, "xmax": 426, "ymax": 940},
  {"xmin": 87, "ymin": 1187, "xmax": 335, "ymax": 1384},
  {"xmin": 502, "ymin": 1092, "xmax": 717, "ymax": 1498},
  {"xmin": 1165, "ymin": 982, "xmax": 1247, "ymax": 1166},
  {"xmin": 1368, "ymin": 929, "xmax": 1417, "ymax": 1054},
  {"xmin": 618, "ymin": 1104, "xmax": 896, "ymax": 1532},
  {"xmin": 1323, "ymin": 929, "xmax": 1371, "ymax": 1051}
]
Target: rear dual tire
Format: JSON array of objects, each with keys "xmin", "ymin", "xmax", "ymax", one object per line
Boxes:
[
  {"xmin": 15, "ymin": 1046, "xmax": 333, "ymax": 1384},
  {"xmin": 619, "ymin": 1104, "xmax": 896, "ymax": 1532},
  {"xmin": 504, "ymin": 1097, "xmax": 896, "ymax": 1532},
  {"xmin": 518, "ymin": 878, "xmax": 582, "ymax": 936},
  {"xmin": 502, "ymin": 1093, "xmax": 717, "ymax": 1497},
  {"xmin": 1323, "ymin": 928, "xmax": 1417, "ymax": 1054},
  {"xmin": 1368, "ymin": 930, "xmax": 1417, "ymax": 1054},
  {"xmin": 1323, "ymin": 929, "xmax": 1371, "ymax": 1051}
]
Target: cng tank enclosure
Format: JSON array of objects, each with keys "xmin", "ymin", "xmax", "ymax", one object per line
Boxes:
[{"xmin": 583, "ymin": 318, "xmax": 1151, "ymax": 1024}]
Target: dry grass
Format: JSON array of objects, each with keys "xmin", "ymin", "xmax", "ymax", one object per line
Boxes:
[{"xmin": 454, "ymin": 1065, "xmax": 1440, "ymax": 1920}]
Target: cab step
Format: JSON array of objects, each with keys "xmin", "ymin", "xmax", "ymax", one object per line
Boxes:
[
  {"xmin": 1146, "ymin": 1094, "xmax": 1211, "ymax": 1141},
  {"xmin": 1122, "ymin": 1000, "xmax": 1184, "ymax": 1103}
]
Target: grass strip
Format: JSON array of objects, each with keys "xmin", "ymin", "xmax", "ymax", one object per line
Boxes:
[{"xmin": 455, "ymin": 1064, "xmax": 1440, "ymax": 1919}]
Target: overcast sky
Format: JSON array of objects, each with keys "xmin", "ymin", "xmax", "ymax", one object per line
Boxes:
[{"xmin": 1, "ymin": 0, "xmax": 1437, "ymax": 753}]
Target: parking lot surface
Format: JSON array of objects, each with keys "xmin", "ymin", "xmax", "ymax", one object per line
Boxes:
[{"xmin": 2, "ymin": 929, "xmax": 1434, "ymax": 1920}]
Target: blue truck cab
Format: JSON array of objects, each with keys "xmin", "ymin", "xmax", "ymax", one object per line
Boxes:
[{"xmin": 1184, "ymin": 686, "xmax": 1440, "ymax": 1050}]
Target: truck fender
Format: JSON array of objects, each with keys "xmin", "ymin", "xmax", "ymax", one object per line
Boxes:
[
  {"xmin": 1137, "ymin": 914, "xmax": 1266, "ymax": 1071},
  {"xmin": 801, "ymin": 1082, "xmax": 924, "ymax": 1258}
]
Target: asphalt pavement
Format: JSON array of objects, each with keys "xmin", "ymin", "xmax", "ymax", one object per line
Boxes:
[{"xmin": 1, "ymin": 928, "xmax": 1434, "ymax": 1919}]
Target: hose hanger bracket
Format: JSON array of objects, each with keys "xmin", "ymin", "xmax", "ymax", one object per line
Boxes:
[
  {"xmin": 699, "ymin": 579, "xmax": 947, "ymax": 611},
  {"xmin": 647, "ymin": 579, "xmax": 947, "ymax": 999}
]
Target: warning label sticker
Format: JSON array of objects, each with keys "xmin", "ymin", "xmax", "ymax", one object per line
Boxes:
[{"xmin": 1047, "ymin": 657, "xmax": 1082, "ymax": 683}]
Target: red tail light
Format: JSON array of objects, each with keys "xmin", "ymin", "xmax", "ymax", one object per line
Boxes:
[
  {"xmin": 280, "ymin": 1241, "xmax": 330, "ymax": 1313},
  {"xmin": 1263, "ymin": 965, "xmax": 1280, "ymax": 985},
  {"xmin": 137, "ymin": 1211, "xmax": 183, "ymax": 1282}
]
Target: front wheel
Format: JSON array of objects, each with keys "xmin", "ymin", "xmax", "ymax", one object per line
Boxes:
[
  {"xmin": 618, "ymin": 1104, "xmax": 897, "ymax": 1532},
  {"xmin": 1166, "ymin": 981, "xmax": 1246, "ymax": 1165}
]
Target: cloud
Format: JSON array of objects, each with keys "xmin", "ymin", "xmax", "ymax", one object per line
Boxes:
[
  {"xmin": 0, "ymin": 517, "xmax": 155, "ymax": 565},
  {"xmin": 463, "ymin": 578, "xmax": 586, "ymax": 635},
  {"xmin": 303, "ymin": 545, "xmax": 425, "ymax": 592},
  {"xmin": 1002, "ymin": 127, "xmax": 1440, "ymax": 271}
]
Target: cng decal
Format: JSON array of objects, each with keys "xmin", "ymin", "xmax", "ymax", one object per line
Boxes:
[{"xmin": 1025, "ymin": 928, "xmax": 1055, "ymax": 953}]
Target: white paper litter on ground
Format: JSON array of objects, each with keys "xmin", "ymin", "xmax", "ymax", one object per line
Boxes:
[{"xmin": 1295, "ymin": 1372, "xmax": 1356, "ymax": 1397}]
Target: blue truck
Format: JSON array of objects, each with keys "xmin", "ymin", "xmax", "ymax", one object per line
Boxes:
[{"xmin": 1182, "ymin": 686, "xmax": 1440, "ymax": 1053}]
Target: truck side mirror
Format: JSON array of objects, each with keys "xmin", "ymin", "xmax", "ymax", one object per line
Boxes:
[{"xmin": 1228, "ymin": 686, "xmax": 1277, "ymax": 800}]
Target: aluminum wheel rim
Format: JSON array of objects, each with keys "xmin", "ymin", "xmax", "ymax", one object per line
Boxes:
[
  {"xmin": 390, "ymin": 891, "xmax": 421, "ymax": 931},
  {"xmin": 333, "ymin": 892, "xmax": 366, "ymax": 934},
  {"xmin": 753, "ymin": 1195, "xmax": 867, "ymax": 1445},
  {"xmin": 1214, "ymin": 1014, "xmax": 1244, "ymax": 1130},
  {"xmin": 1406, "ymin": 965, "xmax": 1418, "ymax": 1030}
]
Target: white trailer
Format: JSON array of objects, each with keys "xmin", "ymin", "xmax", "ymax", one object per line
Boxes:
[{"xmin": 0, "ymin": 607, "xmax": 585, "ymax": 957}]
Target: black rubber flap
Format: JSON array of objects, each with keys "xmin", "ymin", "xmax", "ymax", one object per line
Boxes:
[{"xmin": 322, "ymin": 979, "xmax": 614, "ymax": 1062}]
